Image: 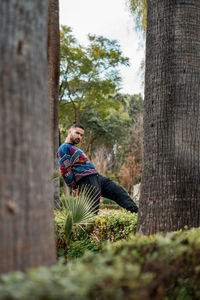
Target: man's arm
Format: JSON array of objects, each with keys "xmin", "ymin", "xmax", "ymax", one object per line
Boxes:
[
  {"xmin": 57, "ymin": 146, "xmax": 77, "ymax": 189},
  {"xmin": 61, "ymin": 165, "xmax": 77, "ymax": 189}
]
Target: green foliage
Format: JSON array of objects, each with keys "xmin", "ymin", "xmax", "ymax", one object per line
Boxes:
[
  {"xmin": 1, "ymin": 228, "xmax": 200, "ymax": 299},
  {"xmin": 55, "ymin": 209, "xmax": 137, "ymax": 259},
  {"xmin": 64, "ymin": 211, "xmax": 73, "ymax": 241},
  {"xmin": 80, "ymin": 104, "xmax": 131, "ymax": 153},
  {"xmin": 126, "ymin": 93, "xmax": 144, "ymax": 124},
  {"xmin": 102, "ymin": 198, "xmax": 117, "ymax": 205},
  {"xmin": 127, "ymin": 0, "xmax": 147, "ymax": 34},
  {"xmin": 100, "ymin": 198, "xmax": 122, "ymax": 210},
  {"xmin": 90, "ymin": 210, "xmax": 138, "ymax": 243},
  {"xmin": 67, "ymin": 238, "xmax": 100, "ymax": 260},
  {"xmin": 59, "ymin": 25, "xmax": 129, "ymax": 126},
  {"xmin": 56, "ymin": 186, "xmax": 99, "ymax": 243}
]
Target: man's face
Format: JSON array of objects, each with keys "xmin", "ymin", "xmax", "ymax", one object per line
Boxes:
[{"xmin": 68, "ymin": 127, "xmax": 84, "ymax": 145}]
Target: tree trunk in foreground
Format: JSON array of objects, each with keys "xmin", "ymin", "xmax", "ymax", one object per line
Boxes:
[
  {"xmin": 0, "ymin": 0, "xmax": 56, "ymax": 274},
  {"xmin": 137, "ymin": 0, "xmax": 200, "ymax": 234},
  {"xmin": 48, "ymin": 0, "xmax": 60, "ymax": 207}
]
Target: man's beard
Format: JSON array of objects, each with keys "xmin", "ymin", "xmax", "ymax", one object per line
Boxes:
[{"xmin": 70, "ymin": 136, "xmax": 80, "ymax": 145}]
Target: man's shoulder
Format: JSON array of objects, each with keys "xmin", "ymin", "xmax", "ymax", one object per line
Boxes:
[{"xmin": 58, "ymin": 143, "xmax": 78, "ymax": 154}]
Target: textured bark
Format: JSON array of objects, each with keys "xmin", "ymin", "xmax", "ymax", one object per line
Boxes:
[
  {"xmin": 138, "ymin": 0, "xmax": 200, "ymax": 234},
  {"xmin": 48, "ymin": 0, "xmax": 60, "ymax": 207},
  {"xmin": 0, "ymin": 0, "xmax": 56, "ymax": 273}
]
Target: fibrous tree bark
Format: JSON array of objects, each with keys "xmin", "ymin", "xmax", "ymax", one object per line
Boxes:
[
  {"xmin": 138, "ymin": 0, "xmax": 200, "ymax": 234},
  {"xmin": 0, "ymin": 0, "xmax": 56, "ymax": 273},
  {"xmin": 48, "ymin": 0, "xmax": 60, "ymax": 207}
]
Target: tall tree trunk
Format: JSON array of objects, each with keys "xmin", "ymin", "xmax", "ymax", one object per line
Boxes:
[
  {"xmin": 48, "ymin": 0, "xmax": 60, "ymax": 207},
  {"xmin": 0, "ymin": 1, "xmax": 56, "ymax": 274},
  {"xmin": 137, "ymin": 0, "xmax": 200, "ymax": 234}
]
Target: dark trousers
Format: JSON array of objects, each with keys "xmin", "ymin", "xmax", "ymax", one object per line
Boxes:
[{"xmin": 77, "ymin": 174, "xmax": 138, "ymax": 213}]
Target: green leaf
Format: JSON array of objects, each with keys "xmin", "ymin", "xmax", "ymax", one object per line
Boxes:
[
  {"xmin": 58, "ymin": 248, "xmax": 65, "ymax": 256},
  {"xmin": 64, "ymin": 212, "xmax": 73, "ymax": 240}
]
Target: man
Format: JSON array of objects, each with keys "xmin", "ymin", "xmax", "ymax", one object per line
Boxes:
[{"xmin": 57, "ymin": 123, "xmax": 138, "ymax": 214}]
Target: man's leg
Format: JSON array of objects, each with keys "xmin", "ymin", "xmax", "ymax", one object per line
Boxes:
[
  {"xmin": 100, "ymin": 175, "xmax": 138, "ymax": 213},
  {"xmin": 77, "ymin": 174, "xmax": 101, "ymax": 213}
]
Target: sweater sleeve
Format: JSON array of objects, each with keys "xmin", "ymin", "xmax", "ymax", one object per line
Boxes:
[{"xmin": 57, "ymin": 144, "xmax": 77, "ymax": 189}]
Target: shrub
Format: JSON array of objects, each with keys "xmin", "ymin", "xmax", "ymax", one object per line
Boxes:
[
  {"xmin": 90, "ymin": 210, "xmax": 137, "ymax": 242},
  {"xmin": 99, "ymin": 203, "xmax": 121, "ymax": 210},
  {"xmin": 67, "ymin": 238, "xmax": 100, "ymax": 260},
  {"xmin": 55, "ymin": 209, "xmax": 138, "ymax": 259},
  {"xmin": 0, "ymin": 228, "xmax": 200, "ymax": 299},
  {"xmin": 102, "ymin": 198, "xmax": 116, "ymax": 205}
]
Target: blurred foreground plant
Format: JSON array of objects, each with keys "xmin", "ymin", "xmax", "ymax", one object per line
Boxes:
[{"xmin": 1, "ymin": 228, "xmax": 200, "ymax": 300}]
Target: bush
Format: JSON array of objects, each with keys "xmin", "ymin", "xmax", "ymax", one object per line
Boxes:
[
  {"xmin": 100, "ymin": 198, "xmax": 122, "ymax": 209},
  {"xmin": 67, "ymin": 238, "xmax": 100, "ymax": 260},
  {"xmin": 0, "ymin": 228, "xmax": 200, "ymax": 299},
  {"xmin": 55, "ymin": 209, "xmax": 138, "ymax": 259},
  {"xmin": 102, "ymin": 198, "xmax": 116, "ymax": 205},
  {"xmin": 99, "ymin": 203, "xmax": 121, "ymax": 210},
  {"xmin": 90, "ymin": 210, "xmax": 137, "ymax": 242}
]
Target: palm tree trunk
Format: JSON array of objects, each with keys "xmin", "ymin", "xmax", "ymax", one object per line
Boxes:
[
  {"xmin": 137, "ymin": 0, "xmax": 200, "ymax": 234},
  {"xmin": 0, "ymin": 0, "xmax": 56, "ymax": 273}
]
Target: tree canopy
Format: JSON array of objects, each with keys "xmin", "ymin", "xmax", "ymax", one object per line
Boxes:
[{"xmin": 59, "ymin": 25, "xmax": 129, "ymax": 124}]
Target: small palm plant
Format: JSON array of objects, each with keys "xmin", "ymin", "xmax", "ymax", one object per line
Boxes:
[{"xmin": 57, "ymin": 185, "xmax": 100, "ymax": 243}]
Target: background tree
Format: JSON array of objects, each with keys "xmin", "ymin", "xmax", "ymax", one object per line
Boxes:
[
  {"xmin": 0, "ymin": 0, "xmax": 56, "ymax": 274},
  {"xmin": 119, "ymin": 154, "xmax": 142, "ymax": 198},
  {"xmin": 80, "ymin": 103, "xmax": 131, "ymax": 156},
  {"xmin": 48, "ymin": 0, "xmax": 60, "ymax": 206},
  {"xmin": 119, "ymin": 109, "xmax": 143, "ymax": 197},
  {"xmin": 110, "ymin": 94, "xmax": 143, "ymax": 181},
  {"xmin": 59, "ymin": 25, "xmax": 129, "ymax": 124},
  {"xmin": 138, "ymin": 0, "xmax": 200, "ymax": 235},
  {"xmin": 92, "ymin": 146, "xmax": 110, "ymax": 176}
]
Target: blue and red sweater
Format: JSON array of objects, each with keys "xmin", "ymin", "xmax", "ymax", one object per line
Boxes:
[{"xmin": 57, "ymin": 143, "xmax": 98, "ymax": 189}]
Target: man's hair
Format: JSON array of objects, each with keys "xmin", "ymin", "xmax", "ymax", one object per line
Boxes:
[{"xmin": 70, "ymin": 123, "xmax": 84, "ymax": 130}]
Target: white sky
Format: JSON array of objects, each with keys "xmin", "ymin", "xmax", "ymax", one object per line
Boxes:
[{"xmin": 59, "ymin": 0, "xmax": 145, "ymax": 96}]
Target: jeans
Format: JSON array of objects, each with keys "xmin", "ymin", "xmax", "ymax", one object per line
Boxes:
[{"xmin": 77, "ymin": 174, "xmax": 138, "ymax": 213}]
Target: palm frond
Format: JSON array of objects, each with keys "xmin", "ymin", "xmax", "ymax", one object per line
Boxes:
[{"xmin": 58, "ymin": 185, "xmax": 100, "ymax": 240}]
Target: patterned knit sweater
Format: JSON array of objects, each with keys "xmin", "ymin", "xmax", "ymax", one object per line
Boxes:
[{"xmin": 57, "ymin": 143, "xmax": 98, "ymax": 189}]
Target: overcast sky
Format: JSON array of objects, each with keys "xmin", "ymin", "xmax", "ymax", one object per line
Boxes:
[{"xmin": 59, "ymin": 0, "xmax": 145, "ymax": 96}]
